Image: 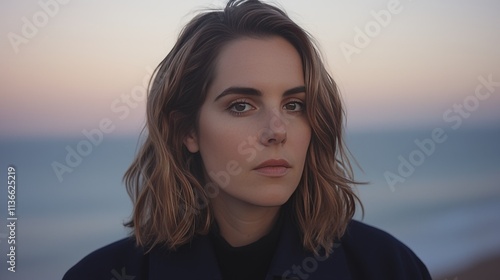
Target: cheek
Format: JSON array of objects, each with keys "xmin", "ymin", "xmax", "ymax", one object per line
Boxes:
[
  {"xmin": 197, "ymin": 113, "xmax": 248, "ymax": 173},
  {"xmin": 294, "ymin": 120, "xmax": 312, "ymax": 152}
]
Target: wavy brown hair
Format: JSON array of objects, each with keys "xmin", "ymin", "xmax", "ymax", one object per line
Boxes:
[{"xmin": 124, "ymin": 0, "xmax": 361, "ymax": 256}]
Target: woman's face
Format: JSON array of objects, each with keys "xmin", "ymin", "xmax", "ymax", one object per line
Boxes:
[{"xmin": 184, "ymin": 36, "xmax": 311, "ymax": 207}]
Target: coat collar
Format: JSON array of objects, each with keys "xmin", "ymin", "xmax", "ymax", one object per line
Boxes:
[
  {"xmin": 149, "ymin": 234, "xmax": 222, "ymax": 280},
  {"xmin": 148, "ymin": 213, "xmax": 352, "ymax": 279},
  {"xmin": 265, "ymin": 212, "xmax": 351, "ymax": 280}
]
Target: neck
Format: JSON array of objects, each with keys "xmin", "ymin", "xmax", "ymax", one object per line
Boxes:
[{"xmin": 211, "ymin": 194, "xmax": 281, "ymax": 247}]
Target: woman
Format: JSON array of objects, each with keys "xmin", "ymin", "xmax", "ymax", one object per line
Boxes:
[{"xmin": 64, "ymin": 0, "xmax": 431, "ymax": 279}]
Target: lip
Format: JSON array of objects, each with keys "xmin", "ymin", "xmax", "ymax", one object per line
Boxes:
[{"xmin": 253, "ymin": 159, "xmax": 291, "ymax": 177}]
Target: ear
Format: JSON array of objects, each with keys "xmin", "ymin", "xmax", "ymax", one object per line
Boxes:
[{"xmin": 183, "ymin": 129, "xmax": 199, "ymax": 153}]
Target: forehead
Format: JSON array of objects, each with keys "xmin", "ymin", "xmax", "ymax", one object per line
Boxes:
[{"xmin": 208, "ymin": 36, "xmax": 304, "ymax": 95}]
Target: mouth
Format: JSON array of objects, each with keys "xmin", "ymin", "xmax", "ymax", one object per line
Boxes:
[{"xmin": 253, "ymin": 159, "xmax": 291, "ymax": 177}]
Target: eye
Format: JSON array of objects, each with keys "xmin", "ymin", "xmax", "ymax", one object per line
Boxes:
[
  {"xmin": 228, "ymin": 100, "xmax": 255, "ymax": 115},
  {"xmin": 283, "ymin": 101, "xmax": 305, "ymax": 112}
]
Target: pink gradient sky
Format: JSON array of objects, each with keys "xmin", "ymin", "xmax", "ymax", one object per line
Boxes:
[{"xmin": 1, "ymin": 0, "xmax": 499, "ymax": 137}]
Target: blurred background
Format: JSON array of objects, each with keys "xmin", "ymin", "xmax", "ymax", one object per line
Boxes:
[{"xmin": 1, "ymin": 0, "xmax": 499, "ymax": 279}]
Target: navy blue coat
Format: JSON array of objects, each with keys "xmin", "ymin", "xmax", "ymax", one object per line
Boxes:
[{"xmin": 63, "ymin": 218, "xmax": 431, "ymax": 279}]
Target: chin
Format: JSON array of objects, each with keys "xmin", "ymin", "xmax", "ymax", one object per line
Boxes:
[{"xmin": 247, "ymin": 189, "xmax": 295, "ymax": 207}]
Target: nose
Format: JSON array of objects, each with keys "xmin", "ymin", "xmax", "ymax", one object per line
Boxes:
[{"xmin": 258, "ymin": 111, "xmax": 287, "ymax": 145}]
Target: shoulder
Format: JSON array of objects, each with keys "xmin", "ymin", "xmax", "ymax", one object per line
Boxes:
[
  {"xmin": 343, "ymin": 220, "xmax": 410, "ymax": 250},
  {"xmin": 63, "ymin": 237, "xmax": 148, "ymax": 280},
  {"xmin": 340, "ymin": 220, "xmax": 431, "ymax": 279}
]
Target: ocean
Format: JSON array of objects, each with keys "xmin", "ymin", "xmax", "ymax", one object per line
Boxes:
[{"xmin": 0, "ymin": 127, "xmax": 499, "ymax": 279}]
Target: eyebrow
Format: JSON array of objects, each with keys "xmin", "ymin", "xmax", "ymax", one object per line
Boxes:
[{"xmin": 213, "ymin": 85, "xmax": 306, "ymax": 102}]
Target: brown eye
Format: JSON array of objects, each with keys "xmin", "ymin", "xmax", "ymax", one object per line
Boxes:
[
  {"xmin": 228, "ymin": 101, "xmax": 255, "ymax": 115},
  {"xmin": 283, "ymin": 101, "xmax": 304, "ymax": 112},
  {"xmin": 233, "ymin": 103, "xmax": 250, "ymax": 112}
]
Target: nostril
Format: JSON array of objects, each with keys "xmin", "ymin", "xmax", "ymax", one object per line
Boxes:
[
  {"xmin": 258, "ymin": 127, "xmax": 287, "ymax": 145},
  {"xmin": 258, "ymin": 128, "xmax": 274, "ymax": 144}
]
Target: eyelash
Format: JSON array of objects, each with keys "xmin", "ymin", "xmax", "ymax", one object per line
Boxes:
[
  {"xmin": 284, "ymin": 100, "xmax": 305, "ymax": 112},
  {"xmin": 226, "ymin": 99, "xmax": 306, "ymax": 116},
  {"xmin": 227, "ymin": 99, "xmax": 254, "ymax": 116}
]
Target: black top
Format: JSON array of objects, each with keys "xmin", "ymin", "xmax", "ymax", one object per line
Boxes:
[
  {"xmin": 63, "ymin": 215, "xmax": 432, "ymax": 280},
  {"xmin": 209, "ymin": 211, "xmax": 283, "ymax": 280}
]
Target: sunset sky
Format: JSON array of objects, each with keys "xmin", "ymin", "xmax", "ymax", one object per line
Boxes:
[{"xmin": 1, "ymin": 0, "xmax": 499, "ymax": 137}]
